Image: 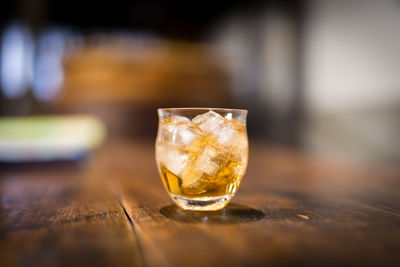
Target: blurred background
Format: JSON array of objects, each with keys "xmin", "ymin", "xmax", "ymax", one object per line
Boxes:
[{"xmin": 0, "ymin": 0, "xmax": 399, "ymax": 165}]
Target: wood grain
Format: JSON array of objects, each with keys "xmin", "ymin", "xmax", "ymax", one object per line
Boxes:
[
  {"xmin": 107, "ymin": 140, "xmax": 400, "ymax": 267},
  {"xmin": 1, "ymin": 139, "xmax": 399, "ymax": 267},
  {"xmin": 0, "ymin": 160, "xmax": 142, "ymax": 267}
]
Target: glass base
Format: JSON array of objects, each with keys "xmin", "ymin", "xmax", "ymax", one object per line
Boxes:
[{"xmin": 171, "ymin": 195, "xmax": 232, "ymax": 211}]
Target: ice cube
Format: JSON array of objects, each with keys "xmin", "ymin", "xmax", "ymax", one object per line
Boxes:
[
  {"xmin": 181, "ymin": 170, "xmax": 209, "ymax": 194},
  {"xmin": 227, "ymin": 133, "xmax": 247, "ymax": 166},
  {"xmin": 217, "ymin": 126, "xmax": 238, "ymax": 145},
  {"xmin": 192, "ymin": 110, "xmax": 242, "ymax": 148},
  {"xmin": 161, "ymin": 116, "xmax": 190, "ymax": 135},
  {"xmin": 160, "ymin": 116, "xmax": 200, "ymax": 146},
  {"xmin": 181, "ymin": 146, "xmax": 227, "ymax": 191},
  {"xmin": 169, "ymin": 115, "xmax": 191, "ymax": 125},
  {"xmin": 192, "ymin": 111, "xmax": 226, "ymax": 136},
  {"xmin": 160, "ymin": 116, "xmax": 190, "ymax": 135},
  {"xmin": 171, "ymin": 124, "xmax": 197, "ymax": 146},
  {"xmin": 231, "ymin": 163, "xmax": 246, "ymax": 178},
  {"xmin": 194, "ymin": 146, "xmax": 220, "ymax": 176},
  {"xmin": 156, "ymin": 144, "xmax": 189, "ymax": 176}
]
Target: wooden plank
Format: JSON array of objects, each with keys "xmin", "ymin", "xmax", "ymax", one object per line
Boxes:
[
  {"xmin": 107, "ymin": 140, "xmax": 400, "ymax": 267},
  {"xmin": 0, "ymin": 160, "xmax": 143, "ymax": 267}
]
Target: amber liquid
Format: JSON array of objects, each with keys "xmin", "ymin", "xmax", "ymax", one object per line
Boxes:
[
  {"xmin": 156, "ymin": 116, "xmax": 248, "ymax": 200},
  {"xmin": 159, "ymin": 159, "xmax": 245, "ymax": 198}
]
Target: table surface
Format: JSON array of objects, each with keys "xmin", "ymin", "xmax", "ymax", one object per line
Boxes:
[{"xmin": 0, "ymin": 139, "xmax": 399, "ymax": 267}]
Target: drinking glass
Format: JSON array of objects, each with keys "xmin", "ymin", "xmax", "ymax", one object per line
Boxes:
[{"xmin": 155, "ymin": 108, "xmax": 248, "ymax": 211}]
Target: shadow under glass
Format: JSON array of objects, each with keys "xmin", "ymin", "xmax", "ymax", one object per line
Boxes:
[{"xmin": 159, "ymin": 203, "xmax": 265, "ymax": 224}]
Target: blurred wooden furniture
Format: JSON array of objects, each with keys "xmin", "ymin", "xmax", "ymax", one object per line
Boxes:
[
  {"xmin": 0, "ymin": 139, "xmax": 399, "ymax": 267},
  {"xmin": 55, "ymin": 39, "xmax": 232, "ymax": 139},
  {"xmin": 61, "ymin": 40, "xmax": 231, "ymax": 106}
]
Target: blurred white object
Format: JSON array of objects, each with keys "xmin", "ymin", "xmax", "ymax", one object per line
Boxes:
[
  {"xmin": 0, "ymin": 115, "xmax": 106, "ymax": 162},
  {"xmin": 32, "ymin": 30, "xmax": 66, "ymax": 102},
  {"xmin": 304, "ymin": 0, "xmax": 400, "ymax": 113},
  {"xmin": 302, "ymin": 0, "xmax": 400, "ymax": 164},
  {"xmin": 0, "ymin": 23, "xmax": 34, "ymax": 99}
]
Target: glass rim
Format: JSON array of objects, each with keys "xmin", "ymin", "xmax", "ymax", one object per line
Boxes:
[{"xmin": 157, "ymin": 107, "xmax": 248, "ymax": 113}]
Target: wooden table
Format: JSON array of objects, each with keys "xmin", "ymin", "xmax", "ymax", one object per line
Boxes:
[{"xmin": 1, "ymin": 139, "xmax": 399, "ymax": 267}]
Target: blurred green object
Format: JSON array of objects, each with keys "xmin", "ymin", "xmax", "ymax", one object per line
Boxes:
[{"xmin": 0, "ymin": 115, "xmax": 106, "ymax": 162}]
